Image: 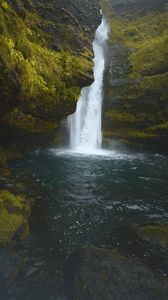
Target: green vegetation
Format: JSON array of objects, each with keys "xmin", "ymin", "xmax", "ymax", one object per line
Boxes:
[
  {"xmin": 102, "ymin": 0, "xmax": 168, "ymax": 146},
  {"xmin": 109, "ymin": 9, "xmax": 168, "ymax": 77},
  {"xmin": 0, "ymin": 146, "xmax": 22, "ymax": 165},
  {"xmin": 135, "ymin": 225, "xmax": 168, "ymax": 250},
  {"xmin": 0, "ymin": 190, "xmax": 33, "ymax": 244},
  {"xmin": 106, "ymin": 110, "xmax": 153, "ymax": 123},
  {"xmin": 0, "ymin": 0, "xmax": 93, "ymax": 132},
  {"xmin": 103, "ymin": 129, "xmax": 156, "ymax": 139}
]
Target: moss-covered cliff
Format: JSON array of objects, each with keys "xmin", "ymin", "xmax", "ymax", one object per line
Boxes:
[
  {"xmin": 0, "ymin": 0, "xmax": 100, "ymax": 135},
  {"xmin": 102, "ymin": 0, "xmax": 168, "ymax": 151},
  {"xmin": 0, "ymin": 0, "xmax": 101, "ymax": 244}
]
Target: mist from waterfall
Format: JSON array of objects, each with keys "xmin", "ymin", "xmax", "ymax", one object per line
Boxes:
[{"xmin": 67, "ymin": 18, "xmax": 109, "ymax": 153}]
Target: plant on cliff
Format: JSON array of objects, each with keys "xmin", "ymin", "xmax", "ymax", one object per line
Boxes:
[
  {"xmin": 0, "ymin": 0, "xmax": 93, "ymax": 132},
  {"xmin": 103, "ymin": 0, "xmax": 168, "ymax": 143}
]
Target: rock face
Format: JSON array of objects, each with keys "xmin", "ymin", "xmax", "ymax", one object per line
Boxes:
[
  {"xmin": 117, "ymin": 224, "xmax": 168, "ymax": 277},
  {"xmin": 64, "ymin": 247, "xmax": 168, "ymax": 300},
  {"xmin": 0, "ymin": 0, "xmax": 100, "ymax": 134},
  {"xmin": 102, "ymin": 0, "xmax": 168, "ymax": 152}
]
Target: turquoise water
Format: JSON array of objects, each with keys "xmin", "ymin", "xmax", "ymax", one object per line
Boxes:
[{"xmin": 2, "ymin": 148, "xmax": 168, "ymax": 299}]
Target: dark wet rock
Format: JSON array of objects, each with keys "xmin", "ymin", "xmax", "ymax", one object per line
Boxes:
[
  {"xmin": 0, "ymin": 248, "xmax": 24, "ymax": 290},
  {"xmin": 64, "ymin": 247, "xmax": 168, "ymax": 300},
  {"xmin": 116, "ymin": 224, "xmax": 168, "ymax": 277},
  {"xmin": 134, "ymin": 225, "xmax": 168, "ymax": 252},
  {"xmin": 118, "ymin": 224, "xmax": 168, "ymax": 254}
]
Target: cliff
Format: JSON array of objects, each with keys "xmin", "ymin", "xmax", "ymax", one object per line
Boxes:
[
  {"xmin": 0, "ymin": 0, "xmax": 101, "ymax": 244},
  {"xmin": 102, "ymin": 0, "xmax": 168, "ymax": 152},
  {"xmin": 0, "ymin": 0, "xmax": 100, "ymax": 155}
]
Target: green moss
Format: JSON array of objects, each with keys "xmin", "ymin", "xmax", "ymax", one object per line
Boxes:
[
  {"xmin": 1, "ymin": 1, "xmax": 9, "ymax": 10},
  {"xmin": 0, "ymin": 146, "xmax": 22, "ymax": 165},
  {"xmin": 106, "ymin": 110, "xmax": 149, "ymax": 122},
  {"xmin": 111, "ymin": 5, "xmax": 168, "ymax": 74},
  {"xmin": 4, "ymin": 108, "xmax": 59, "ymax": 132},
  {"xmin": 0, "ymin": 27, "xmax": 91, "ymax": 116},
  {"xmin": 0, "ymin": 190, "xmax": 32, "ymax": 245},
  {"xmin": 0, "ymin": 1, "xmax": 93, "ymax": 132},
  {"xmin": 103, "ymin": 129, "xmax": 157, "ymax": 140},
  {"xmin": 110, "ymin": 73, "xmax": 168, "ymax": 103},
  {"xmin": 0, "ymin": 168, "xmax": 12, "ymax": 177},
  {"xmin": 0, "ymin": 147, "xmax": 9, "ymax": 165},
  {"xmin": 0, "ymin": 209, "xmax": 25, "ymax": 244},
  {"xmin": 102, "ymin": 1, "xmax": 168, "ymax": 145},
  {"xmin": 136, "ymin": 225, "xmax": 168, "ymax": 250},
  {"xmin": 109, "ymin": 9, "xmax": 168, "ymax": 78},
  {"xmin": 0, "ymin": 190, "xmax": 31, "ymax": 214},
  {"xmin": 148, "ymin": 121, "xmax": 168, "ymax": 132}
]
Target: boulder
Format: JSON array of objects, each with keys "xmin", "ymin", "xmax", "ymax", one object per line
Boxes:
[{"xmin": 64, "ymin": 247, "xmax": 168, "ymax": 300}]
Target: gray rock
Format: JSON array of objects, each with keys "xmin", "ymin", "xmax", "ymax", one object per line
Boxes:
[{"xmin": 64, "ymin": 247, "xmax": 168, "ymax": 300}]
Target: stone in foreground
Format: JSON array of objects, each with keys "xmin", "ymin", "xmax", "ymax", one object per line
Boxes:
[{"xmin": 64, "ymin": 247, "xmax": 168, "ymax": 300}]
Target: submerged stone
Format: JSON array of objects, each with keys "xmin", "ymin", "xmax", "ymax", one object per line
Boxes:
[
  {"xmin": 0, "ymin": 248, "xmax": 24, "ymax": 291},
  {"xmin": 64, "ymin": 247, "xmax": 168, "ymax": 300},
  {"xmin": 134, "ymin": 225, "xmax": 168, "ymax": 252}
]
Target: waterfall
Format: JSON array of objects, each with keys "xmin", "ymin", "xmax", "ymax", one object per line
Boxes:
[{"xmin": 67, "ymin": 17, "xmax": 109, "ymax": 153}]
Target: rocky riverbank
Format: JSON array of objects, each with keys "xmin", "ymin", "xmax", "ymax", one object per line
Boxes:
[{"xmin": 64, "ymin": 224, "xmax": 168, "ymax": 300}]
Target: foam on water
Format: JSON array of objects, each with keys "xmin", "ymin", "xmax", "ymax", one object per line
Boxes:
[{"xmin": 49, "ymin": 147, "xmax": 143, "ymax": 161}]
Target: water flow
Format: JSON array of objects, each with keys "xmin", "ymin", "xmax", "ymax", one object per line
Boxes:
[{"xmin": 68, "ymin": 18, "xmax": 109, "ymax": 153}]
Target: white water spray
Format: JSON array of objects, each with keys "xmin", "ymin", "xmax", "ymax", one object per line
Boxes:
[{"xmin": 68, "ymin": 17, "xmax": 109, "ymax": 153}]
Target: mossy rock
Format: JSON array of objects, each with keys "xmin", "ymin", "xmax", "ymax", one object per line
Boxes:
[
  {"xmin": 102, "ymin": 0, "xmax": 168, "ymax": 150},
  {"xmin": 0, "ymin": 146, "xmax": 22, "ymax": 166},
  {"xmin": 0, "ymin": 168, "xmax": 12, "ymax": 177},
  {"xmin": 64, "ymin": 247, "xmax": 168, "ymax": 300},
  {"xmin": 0, "ymin": 190, "xmax": 32, "ymax": 245},
  {"xmin": 0, "ymin": 0, "xmax": 100, "ymax": 134},
  {"xmin": 135, "ymin": 225, "xmax": 168, "ymax": 251}
]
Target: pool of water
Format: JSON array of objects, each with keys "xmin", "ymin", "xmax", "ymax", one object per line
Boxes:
[{"xmin": 2, "ymin": 148, "xmax": 168, "ymax": 300}]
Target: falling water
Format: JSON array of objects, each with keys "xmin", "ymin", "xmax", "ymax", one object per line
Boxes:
[{"xmin": 68, "ymin": 17, "xmax": 109, "ymax": 153}]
